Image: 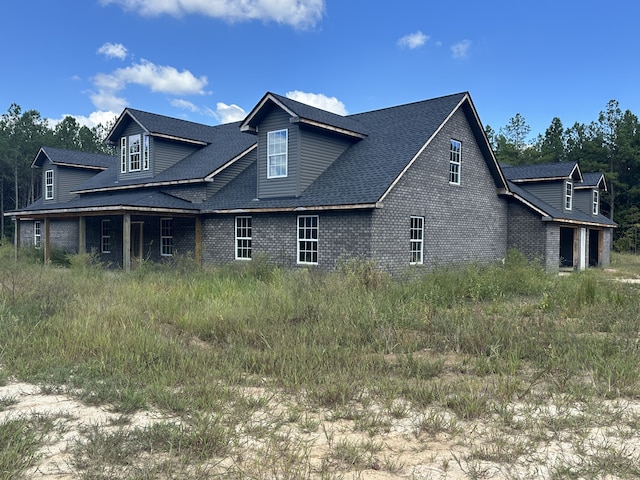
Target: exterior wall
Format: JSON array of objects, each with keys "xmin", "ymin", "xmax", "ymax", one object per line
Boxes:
[
  {"xmin": 19, "ymin": 219, "xmax": 79, "ymax": 252},
  {"xmin": 507, "ymin": 201, "xmax": 560, "ymax": 272},
  {"xmin": 202, "ymin": 211, "xmax": 373, "ymax": 269},
  {"xmin": 41, "ymin": 160, "xmax": 58, "ymax": 205},
  {"xmin": 152, "ymin": 137, "xmax": 199, "ymax": 176},
  {"xmin": 574, "ymin": 188, "xmax": 598, "ymax": 216},
  {"xmin": 256, "ymin": 108, "xmax": 299, "ymax": 198},
  {"xmin": 370, "ymin": 107, "xmax": 509, "ymax": 275},
  {"xmin": 87, "ymin": 216, "xmax": 123, "ymax": 267},
  {"xmin": 299, "ymin": 127, "xmax": 352, "ymax": 193},
  {"xmin": 521, "ymin": 182, "xmax": 564, "ymax": 210},
  {"xmin": 209, "ymin": 150, "xmax": 256, "ymax": 195}
]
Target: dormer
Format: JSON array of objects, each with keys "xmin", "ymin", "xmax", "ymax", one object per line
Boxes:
[
  {"xmin": 32, "ymin": 147, "xmax": 113, "ymax": 204},
  {"xmin": 575, "ymin": 172, "xmax": 607, "ymax": 216},
  {"xmin": 502, "ymin": 162, "xmax": 583, "ymax": 212},
  {"xmin": 240, "ymin": 93, "xmax": 368, "ymax": 199},
  {"xmin": 105, "ymin": 108, "xmax": 214, "ymax": 182}
]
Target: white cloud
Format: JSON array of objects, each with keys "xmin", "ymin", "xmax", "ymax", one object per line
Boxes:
[
  {"xmin": 89, "ymin": 59, "xmax": 208, "ymax": 111},
  {"xmin": 170, "ymin": 98, "xmax": 200, "ymax": 112},
  {"xmin": 397, "ymin": 31, "xmax": 428, "ymax": 49},
  {"xmin": 215, "ymin": 102, "xmax": 247, "ymax": 123},
  {"xmin": 100, "ymin": 0, "xmax": 325, "ymax": 29},
  {"xmin": 48, "ymin": 110, "xmax": 119, "ymax": 129},
  {"xmin": 451, "ymin": 39, "xmax": 472, "ymax": 59},
  {"xmin": 97, "ymin": 42, "xmax": 128, "ymax": 60},
  {"xmin": 285, "ymin": 90, "xmax": 348, "ymax": 115}
]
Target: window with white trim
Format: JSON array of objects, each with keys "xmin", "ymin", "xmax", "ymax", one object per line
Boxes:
[
  {"xmin": 410, "ymin": 216, "xmax": 424, "ymax": 265},
  {"xmin": 142, "ymin": 134, "xmax": 150, "ymax": 170},
  {"xmin": 120, "ymin": 137, "xmax": 127, "ymax": 173},
  {"xmin": 160, "ymin": 218, "xmax": 173, "ymax": 256},
  {"xmin": 34, "ymin": 221, "xmax": 41, "ymax": 248},
  {"xmin": 565, "ymin": 180, "xmax": 573, "ymax": 210},
  {"xmin": 235, "ymin": 216, "xmax": 252, "ymax": 260},
  {"xmin": 128, "ymin": 134, "xmax": 142, "ymax": 171},
  {"xmin": 592, "ymin": 190, "xmax": 599, "ymax": 215},
  {"xmin": 297, "ymin": 215, "xmax": 318, "ymax": 265},
  {"xmin": 449, "ymin": 139, "xmax": 461, "ymax": 185},
  {"xmin": 101, "ymin": 220, "xmax": 111, "ymax": 253},
  {"xmin": 267, "ymin": 129, "xmax": 288, "ymax": 178},
  {"xmin": 45, "ymin": 169, "xmax": 54, "ymax": 200}
]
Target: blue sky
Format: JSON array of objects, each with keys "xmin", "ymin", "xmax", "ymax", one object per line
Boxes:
[{"xmin": 2, "ymin": 0, "xmax": 637, "ymax": 140}]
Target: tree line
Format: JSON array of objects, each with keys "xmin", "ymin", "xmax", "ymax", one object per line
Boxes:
[{"xmin": 1, "ymin": 100, "xmax": 639, "ymax": 251}]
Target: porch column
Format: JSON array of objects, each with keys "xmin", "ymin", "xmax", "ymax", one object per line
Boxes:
[
  {"xmin": 13, "ymin": 218, "xmax": 19, "ymax": 261},
  {"xmin": 123, "ymin": 213, "xmax": 131, "ymax": 272},
  {"xmin": 578, "ymin": 227, "xmax": 587, "ymax": 271},
  {"xmin": 78, "ymin": 216, "xmax": 86, "ymax": 254},
  {"xmin": 195, "ymin": 217, "xmax": 202, "ymax": 266},
  {"xmin": 44, "ymin": 218, "xmax": 51, "ymax": 265}
]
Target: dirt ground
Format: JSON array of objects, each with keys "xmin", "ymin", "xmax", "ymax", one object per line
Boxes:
[{"xmin": 3, "ymin": 378, "xmax": 640, "ymax": 479}]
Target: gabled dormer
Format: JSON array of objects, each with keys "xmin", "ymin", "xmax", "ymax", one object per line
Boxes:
[
  {"xmin": 32, "ymin": 147, "xmax": 113, "ymax": 204},
  {"xmin": 106, "ymin": 108, "xmax": 216, "ymax": 182},
  {"xmin": 502, "ymin": 162, "xmax": 583, "ymax": 212},
  {"xmin": 240, "ymin": 93, "xmax": 368, "ymax": 199},
  {"xmin": 575, "ymin": 172, "xmax": 607, "ymax": 216}
]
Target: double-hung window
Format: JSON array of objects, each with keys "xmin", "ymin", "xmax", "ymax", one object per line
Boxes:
[
  {"xmin": 592, "ymin": 190, "xmax": 599, "ymax": 215},
  {"xmin": 45, "ymin": 170, "xmax": 54, "ymax": 200},
  {"xmin": 565, "ymin": 180, "xmax": 573, "ymax": 210},
  {"xmin": 267, "ymin": 129, "xmax": 288, "ymax": 178},
  {"xmin": 410, "ymin": 216, "xmax": 424, "ymax": 265},
  {"xmin": 128, "ymin": 134, "xmax": 142, "ymax": 171},
  {"xmin": 297, "ymin": 215, "xmax": 318, "ymax": 265},
  {"xmin": 101, "ymin": 220, "xmax": 111, "ymax": 253},
  {"xmin": 235, "ymin": 216, "xmax": 252, "ymax": 260},
  {"xmin": 449, "ymin": 139, "xmax": 461, "ymax": 185},
  {"xmin": 34, "ymin": 221, "xmax": 41, "ymax": 248},
  {"xmin": 120, "ymin": 137, "xmax": 127, "ymax": 173},
  {"xmin": 160, "ymin": 218, "xmax": 173, "ymax": 256},
  {"xmin": 142, "ymin": 134, "xmax": 150, "ymax": 170}
]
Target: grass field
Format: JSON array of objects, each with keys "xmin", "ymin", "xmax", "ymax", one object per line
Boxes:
[{"xmin": 1, "ymin": 246, "xmax": 640, "ymax": 479}]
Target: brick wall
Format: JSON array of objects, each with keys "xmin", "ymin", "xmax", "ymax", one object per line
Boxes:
[{"xmin": 371, "ymin": 108, "xmax": 509, "ymax": 275}]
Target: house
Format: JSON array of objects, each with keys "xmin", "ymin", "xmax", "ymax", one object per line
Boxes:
[
  {"xmin": 5, "ymin": 92, "xmax": 615, "ymax": 273},
  {"xmin": 502, "ymin": 162, "xmax": 616, "ymax": 271}
]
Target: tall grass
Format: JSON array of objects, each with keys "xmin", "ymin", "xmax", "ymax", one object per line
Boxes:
[{"xmin": 1, "ymin": 245, "xmax": 640, "ymax": 413}]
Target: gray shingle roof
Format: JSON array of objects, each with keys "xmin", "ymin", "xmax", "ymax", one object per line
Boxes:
[
  {"xmin": 205, "ymin": 92, "xmax": 473, "ymax": 210},
  {"xmin": 33, "ymin": 147, "xmax": 115, "ymax": 169},
  {"xmin": 501, "ymin": 162, "xmax": 581, "ymax": 182},
  {"xmin": 508, "ymin": 180, "xmax": 616, "ymax": 226},
  {"xmin": 580, "ymin": 172, "xmax": 607, "ymax": 190}
]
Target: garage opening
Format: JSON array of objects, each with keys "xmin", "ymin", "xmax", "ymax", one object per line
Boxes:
[
  {"xmin": 560, "ymin": 227, "xmax": 574, "ymax": 268},
  {"xmin": 589, "ymin": 229, "xmax": 601, "ymax": 267}
]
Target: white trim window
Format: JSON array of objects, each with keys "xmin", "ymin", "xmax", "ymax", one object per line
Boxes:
[
  {"xmin": 160, "ymin": 218, "xmax": 173, "ymax": 256},
  {"xmin": 592, "ymin": 190, "xmax": 599, "ymax": 215},
  {"xmin": 34, "ymin": 221, "xmax": 41, "ymax": 248},
  {"xmin": 267, "ymin": 129, "xmax": 288, "ymax": 178},
  {"xmin": 565, "ymin": 180, "xmax": 573, "ymax": 210},
  {"xmin": 449, "ymin": 139, "xmax": 461, "ymax": 185},
  {"xmin": 120, "ymin": 137, "xmax": 127, "ymax": 173},
  {"xmin": 101, "ymin": 219, "xmax": 111, "ymax": 253},
  {"xmin": 235, "ymin": 216, "xmax": 252, "ymax": 260},
  {"xmin": 410, "ymin": 216, "xmax": 424, "ymax": 265},
  {"xmin": 128, "ymin": 134, "xmax": 142, "ymax": 172},
  {"xmin": 45, "ymin": 169, "xmax": 54, "ymax": 200},
  {"xmin": 297, "ymin": 215, "xmax": 318, "ymax": 265},
  {"xmin": 142, "ymin": 134, "xmax": 150, "ymax": 170}
]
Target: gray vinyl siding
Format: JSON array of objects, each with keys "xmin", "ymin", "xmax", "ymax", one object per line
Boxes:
[
  {"xmin": 299, "ymin": 128, "xmax": 352, "ymax": 193},
  {"xmin": 574, "ymin": 189, "xmax": 596, "ymax": 216},
  {"xmin": 152, "ymin": 137, "xmax": 200, "ymax": 175},
  {"xmin": 209, "ymin": 149, "xmax": 256, "ymax": 195},
  {"xmin": 257, "ymin": 108, "xmax": 298, "ymax": 198},
  {"xmin": 370, "ymin": 107, "xmax": 508, "ymax": 275},
  {"xmin": 57, "ymin": 166, "xmax": 100, "ymax": 203},
  {"xmin": 519, "ymin": 182, "xmax": 564, "ymax": 210}
]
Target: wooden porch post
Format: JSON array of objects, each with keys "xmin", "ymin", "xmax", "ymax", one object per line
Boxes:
[
  {"xmin": 195, "ymin": 217, "xmax": 202, "ymax": 266},
  {"xmin": 78, "ymin": 216, "xmax": 86, "ymax": 254},
  {"xmin": 13, "ymin": 218, "xmax": 19, "ymax": 261},
  {"xmin": 123, "ymin": 213, "xmax": 131, "ymax": 272},
  {"xmin": 44, "ymin": 218, "xmax": 51, "ymax": 265}
]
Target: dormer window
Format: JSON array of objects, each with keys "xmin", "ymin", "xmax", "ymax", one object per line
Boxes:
[
  {"xmin": 592, "ymin": 190, "xmax": 599, "ymax": 215},
  {"xmin": 45, "ymin": 169, "xmax": 54, "ymax": 200},
  {"xmin": 267, "ymin": 129, "xmax": 288, "ymax": 178},
  {"xmin": 120, "ymin": 134, "xmax": 150, "ymax": 173},
  {"xmin": 565, "ymin": 180, "xmax": 573, "ymax": 210}
]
